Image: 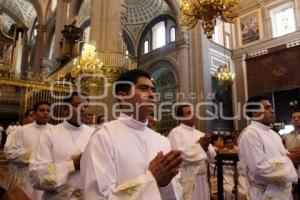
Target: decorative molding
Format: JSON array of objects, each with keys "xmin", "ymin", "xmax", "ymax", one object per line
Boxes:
[
  {"xmin": 247, "ymin": 49, "xmax": 268, "ymax": 58},
  {"xmin": 0, "ymin": 77, "xmax": 72, "ymax": 92},
  {"xmin": 286, "ymin": 39, "xmax": 300, "ymax": 48}
]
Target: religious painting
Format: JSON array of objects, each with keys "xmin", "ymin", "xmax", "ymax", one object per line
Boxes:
[{"xmin": 238, "ymin": 10, "xmax": 262, "ymax": 45}]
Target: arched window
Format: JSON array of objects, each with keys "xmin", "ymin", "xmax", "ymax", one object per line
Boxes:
[
  {"xmin": 152, "ymin": 21, "xmax": 166, "ymax": 50},
  {"xmin": 170, "ymin": 27, "xmax": 176, "ymax": 42},
  {"xmin": 144, "ymin": 40, "xmax": 149, "ymax": 54},
  {"xmin": 33, "ymin": 28, "xmax": 37, "ymax": 37},
  {"xmin": 51, "ymin": 0, "xmax": 57, "ymax": 11},
  {"xmin": 49, "ymin": 35, "xmax": 55, "ymax": 59},
  {"xmin": 83, "ymin": 26, "xmax": 90, "ymax": 42}
]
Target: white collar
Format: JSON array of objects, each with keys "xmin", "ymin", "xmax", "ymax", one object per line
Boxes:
[
  {"xmin": 180, "ymin": 123, "xmax": 195, "ymax": 131},
  {"xmin": 118, "ymin": 113, "xmax": 148, "ymax": 131},
  {"xmin": 251, "ymin": 120, "xmax": 271, "ymax": 130},
  {"xmin": 33, "ymin": 121, "xmax": 49, "ymax": 129},
  {"xmin": 63, "ymin": 120, "xmax": 83, "ymax": 131}
]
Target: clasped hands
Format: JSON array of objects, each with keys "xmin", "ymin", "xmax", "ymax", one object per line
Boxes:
[
  {"xmin": 148, "ymin": 150, "xmax": 182, "ymax": 187},
  {"xmin": 288, "ymin": 147, "xmax": 300, "ymax": 164}
]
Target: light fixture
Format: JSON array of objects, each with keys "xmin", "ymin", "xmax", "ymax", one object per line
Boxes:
[
  {"xmin": 71, "ymin": 43, "xmax": 103, "ymax": 80},
  {"xmin": 215, "ymin": 64, "xmax": 235, "ymax": 87},
  {"xmin": 180, "ymin": 0, "xmax": 241, "ymax": 39}
]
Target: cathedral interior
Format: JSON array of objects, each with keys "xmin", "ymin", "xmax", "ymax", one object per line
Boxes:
[{"xmin": 0, "ymin": 0, "xmax": 300, "ymax": 198}]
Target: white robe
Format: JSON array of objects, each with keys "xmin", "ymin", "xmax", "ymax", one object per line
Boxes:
[
  {"xmin": 6, "ymin": 125, "xmax": 20, "ymax": 135},
  {"xmin": 29, "ymin": 121, "xmax": 93, "ymax": 200},
  {"xmin": 168, "ymin": 123, "xmax": 210, "ymax": 200},
  {"xmin": 80, "ymin": 113, "xmax": 179, "ymax": 200},
  {"xmin": 4, "ymin": 121, "xmax": 52, "ymax": 200},
  {"xmin": 238, "ymin": 121, "xmax": 297, "ymax": 200}
]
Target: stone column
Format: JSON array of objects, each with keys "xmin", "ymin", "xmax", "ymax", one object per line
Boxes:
[
  {"xmin": 232, "ymin": 52, "xmax": 248, "ymax": 130},
  {"xmin": 52, "ymin": 0, "xmax": 71, "ymax": 62},
  {"xmin": 32, "ymin": 25, "xmax": 46, "ymax": 73},
  {"xmin": 12, "ymin": 31, "xmax": 23, "ymax": 75},
  {"xmin": 90, "ymin": 0, "xmax": 123, "ymax": 53},
  {"xmin": 176, "ymin": 31, "xmax": 190, "ymax": 99},
  {"xmin": 189, "ymin": 24, "xmax": 213, "ymax": 133},
  {"xmin": 87, "ymin": 0, "xmax": 126, "ymax": 121}
]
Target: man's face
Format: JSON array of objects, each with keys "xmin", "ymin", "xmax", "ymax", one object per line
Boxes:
[
  {"xmin": 98, "ymin": 117, "xmax": 106, "ymax": 125},
  {"xmin": 70, "ymin": 95, "xmax": 89, "ymax": 124},
  {"xmin": 291, "ymin": 112, "xmax": 300, "ymax": 129},
  {"xmin": 214, "ymin": 137, "xmax": 224, "ymax": 149},
  {"xmin": 125, "ymin": 77, "xmax": 155, "ymax": 119},
  {"xmin": 253, "ymin": 100, "xmax": 275, "ymax": 125},
  {"xmin": 180, "ymin": 106, "xmax": 196, "ymax": 127},
  {"xmin": 35, "ymin": 104, "xmax": 50, "ymax": 125},
  {"xmin": 85, "ymin": 114, "xmax": 93, "ymax": 125},
  {"xmin": 24, "ymin": 111, "xmax": 35, "ymax": 125}
]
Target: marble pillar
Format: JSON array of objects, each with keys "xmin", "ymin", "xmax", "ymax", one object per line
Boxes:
[
  {"xmin": 87, "ymin": 0, "xmax": 126, "ymax": 121},
  {"xmin": 32, "ymin": 25, "xmax": 46, "ymax": 73}
]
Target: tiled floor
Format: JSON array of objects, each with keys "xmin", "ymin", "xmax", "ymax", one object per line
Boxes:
[{"xmin": 0, "ymin": 149, "xmax": 11, "ymax": 189}]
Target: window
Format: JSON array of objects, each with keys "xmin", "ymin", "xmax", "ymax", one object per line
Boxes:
[
  {"xmin": 224, "ymin": 23, "xmax": 231, "ymax": 49},
  {"xmin": 83, "ymin": 26, "xmax": 90, "ymax": 42},
  {"xmin": 212, "ymin": 19, "xmax": 224, "ymax": 46},
  {"xmin": 270, "ymin": 2, "xmax": 296, "ymax": 37},
  {"xmin": 212, "ymin": 19, "xmax": 232, "ymax": 49},
  {"xmin": 33, "ymin": 28, "xmax": 37, "ymax": 37},
  {"xmin": 49, "ymin": 35, "xmax": 55, "ymax": 59},
  {"xmin": 152, "ymin": 21, "xmax": 166, "ymax": 49},
  {"xmin": 51, "ymin": 0, "xmax": 57, "ymax": 11},
  {"xmin": 144, "ymin": 40, "xmax": 149, "ymax": 54},
  {"xmin": 170, "ymin": 27, "xmax": 176, "ymax": 42}
]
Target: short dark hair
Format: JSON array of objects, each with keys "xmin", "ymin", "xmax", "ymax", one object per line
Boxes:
[
  {"xmin": 97, "ymin": 115, "xmax": 104, "ymax": 124},
  {"xmin": 246, "ymin": 96, "xmax": 270, "ymax": 118},
  {"xmin": 114, "ymin": 69, "xmax": 152, "ymax": 95},
  {"xmin": 24, "ymin": 109, "xmax": 34, "ymax": 117},
  {"xmin": 176, "ymin": 104, "xmax": 191, "ymax": 117},
  {"xmin": 223, "ymin": 135, "xmax": 235, "ymax": 144},
  {"xmin": 63, "ymin": 92, "xmax": 89, "ymax": 104},
  {"xmin": 33, "ymin": 101, "xmax": 51, "ymax": 112},
  {"xmin": 292, "ymin": 108, "xmax": 300, "ymax": 114},
  {"xmin": 211, "ymin": 134, "xmax": 223, "ymax": 145}
]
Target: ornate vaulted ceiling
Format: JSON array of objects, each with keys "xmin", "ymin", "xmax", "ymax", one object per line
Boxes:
[
  {"xmin": 1, "ymin": 13, "xmax": 15, "ymax": 33},
  {"xmin": 124, "ymin": 0, "xmax": 170, "ymax": 25},
  {"xmin": 0, "ymin": 0, "xmax": 36, "ymax": 31}
]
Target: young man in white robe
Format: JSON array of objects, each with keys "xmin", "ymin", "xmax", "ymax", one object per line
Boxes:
[
  {"xmin": 283, "ymin": 109, "xmax": 300, "ymax": 199},
  {"xmin": 81, "ymin": 69, "xmax": 182, "ymax": 200},
  {"xmin": 168, "ymin": 104, "xmax": 211, "ymax": 200},
  {"xmin": 29, "ymin": 92, "xmax": 93, "ymax": 199},
  {"xmin": 238, "ymin": 96, "xmax": 299, "ymax": 200},
  {"xmin": 4, "ymin": 102, "xmax": 52, "ymax": 200}
]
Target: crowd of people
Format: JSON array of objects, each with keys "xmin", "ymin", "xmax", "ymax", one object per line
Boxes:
[{"xmin": 0, "ymin": 69, "xmax": 300, "ymax": 200}]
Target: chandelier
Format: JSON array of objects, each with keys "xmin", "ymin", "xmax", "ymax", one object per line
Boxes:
[
  {"xmin": 71, "ymin": 43, "xmax": 103, "ymax": 80},
  {"xmin": 215, "ymin": 64, "xmax": 235, "ymax": 87},
  {"xmin": 180, "ymin": 0, "xmax": 241, "ymax": 39}
]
